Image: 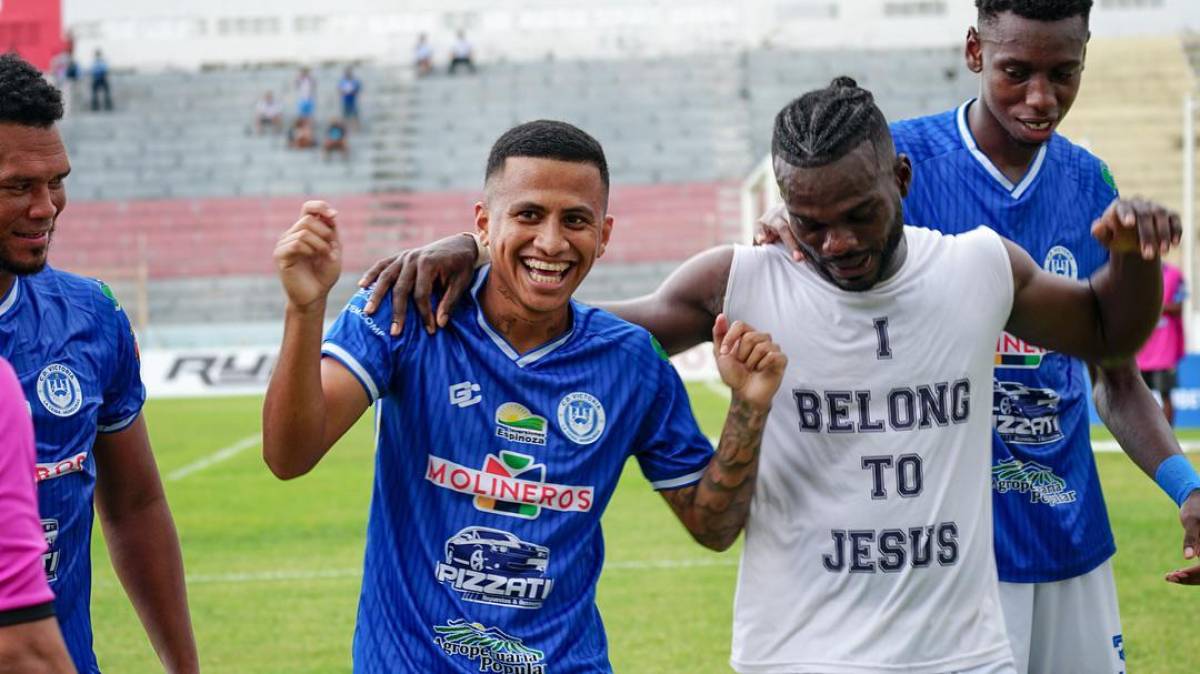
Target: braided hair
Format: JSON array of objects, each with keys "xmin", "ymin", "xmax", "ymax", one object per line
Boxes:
[
  {"xmin": 0, "ymin": 53, "xmax": 63, "ymax": 127},
  {"xmin": 976, "ymin": 0, "xmax": 1092, "ymax": 24},
  {"xmin": 771, "ymin": 76, "xmax": 890, "ymax": 169}
]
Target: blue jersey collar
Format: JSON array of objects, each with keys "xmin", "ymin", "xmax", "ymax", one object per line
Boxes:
[
  {"xmin": 0, "ymin": 276, "xmax": 19, "ymax": 318},
  {"xmin": 469, "ymin": 265, "xmax": 576, "ymax": 368},
  {"xmin": 956, "ymin": 99, "xmax": 1047, "ymax": 200}
]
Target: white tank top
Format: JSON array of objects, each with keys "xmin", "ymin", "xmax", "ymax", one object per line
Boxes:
[{"xmin": 724, "ymin": 226, "xmax": 1015, "ymax": 673}]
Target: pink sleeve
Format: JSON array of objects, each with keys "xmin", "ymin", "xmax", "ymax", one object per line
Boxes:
[{"xmin": 0, "ymin": 358, "xmax": 54, "ymax": 614}]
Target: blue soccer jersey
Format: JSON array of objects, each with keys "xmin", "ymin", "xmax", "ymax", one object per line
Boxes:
[
  {"xmin": 0, "ymin": 267, "xmax": 145, "ymax": 673},
  {"xmin": 891, "ymin": 101, "xmax": 1119, "ymax": 583},
  {"xmin": 321, "ymin": 266, "xmax": 714, "ymax": 673}
]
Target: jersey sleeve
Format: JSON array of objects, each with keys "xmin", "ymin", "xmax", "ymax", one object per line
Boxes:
[
  {"xmin": 321, "ymin": 286, "xmax": 412, "ymax": 402},
  {"xmin": 96, "ymin": 282, "xmax": 146, "ymax": 434},
  {"xmin": 0, "ymin": 359, "xmax": 56, "ymax": 620},
  {"xmin": 632, "ymin": 342, "xmax": 714, "ymax": 491}
]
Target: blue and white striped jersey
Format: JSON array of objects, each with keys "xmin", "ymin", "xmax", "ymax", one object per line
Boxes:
[
  {"xmin": 892, "ymin": 101, "xmax": 1119, "ymax": 583},
  {"xmin": 0, "ymin": 266, "xmax": 145, "ymax": 673},
  {"xmin": 322, "ymin": 265, "xmax": 714, "ymax": 673}
]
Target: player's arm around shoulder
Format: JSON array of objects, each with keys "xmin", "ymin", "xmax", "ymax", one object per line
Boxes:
[
  {"xmin": 604, "ymin": 245, "xmax": 735, "ymax": 355},
  {"xmin": 1003, "ymin": 198, "xmax": 1180, "ymax": 365},
  {"xmin": 660, "ymin": 315, "xmax": 786, "ymax": 551},
  {"xmin": 263, "ymin": 201, "xmax": 370, "ymax": 480}
]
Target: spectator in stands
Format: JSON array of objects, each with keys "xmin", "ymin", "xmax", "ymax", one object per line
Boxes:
[
  {"xmin": 338, "ymin": 67, "xmax": 362, "ymax": 130},
  {"xmin": 323, "ymin": 118, "xmax": 349, "ymax": 160},
  {"xmin": 255, "ymin": 91, "xmax": 283, "ymax": 134},
  {"xmin": 295, "ymin": 67, "xmax": 316, "ymax": 120},
  {"xmin": 287, "ymin": 117, "xmax": 316, "ymax": 150},
  {"xmin": 89, "ymin": 49, "xmax": 111, "ymax": 112},
  {"xmin": 1138, "ymin": 262, "xmax": 1188, "ymax": 425},
  {"xmin": 448, "ymin": 30, "xmax": 476, "ymax": 75},
  {"xmin": 414, "ymin": 33, "xmax": 434, "ymax": 77}
]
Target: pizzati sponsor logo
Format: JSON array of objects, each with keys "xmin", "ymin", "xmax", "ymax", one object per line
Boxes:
[
  {"xmin": 426, "ymin": 452, "xmax": 594, "ymax": 519},
  {"xmin": 37, "ymin": 364, "xmax": 82, "ymax": 417},
  {"xmin": 994, "ymin": 332, "xmax": 1047, "ymax": 369},
  {"xmin": 435, "ymin": 526, "xmax": 554, "ymax": 609},
  {"xmin": 992, "ymin": 458, "xmax": 1077, "ymax": 506},
  {"xmin": 432, "ymin": 619, "xmax": 547, "ymax": 673},
  {"xmin": 495, "ymin": 402, "xmax": 547, "ymax": 445},
  {"xmin": 556, "ymin": 392, "xmax": 605, "ymax": 445},
  {"xmin": 35, "ymin": 452, "xmax": 88, "ymax": 482}
]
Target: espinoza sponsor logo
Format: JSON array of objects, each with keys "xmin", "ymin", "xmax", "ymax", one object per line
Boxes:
[
  {"xmin": 426, "ymin": 452, "xmax": 593, "ymax": 519},
  {"xmin": 992, "ymin": 458, "xmax": 1077, "ymax": 506},
  {"xmin": 433, "ymin": 619, "xmax": 547, "ymax": 673},
  {"xmin": 35, "ymin": 452, "xmax": 88, "ymax": 482},
  {"xmin": 495, "ymin": 402, "xmax": 547, "ymax": 445},
  {"xmin": 436, "ymin": 526, "xmax": 553, "ymax": 609}
]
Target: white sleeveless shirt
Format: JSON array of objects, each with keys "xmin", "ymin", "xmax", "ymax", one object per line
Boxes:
[{"xmin": 725, "ymin": 226, "xmax": 1014, "ymax": 673}]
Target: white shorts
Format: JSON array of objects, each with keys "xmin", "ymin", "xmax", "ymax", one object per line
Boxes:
[{"xmin": 999, "ymin": 559, "xmax": 1125, "ymax": 674}]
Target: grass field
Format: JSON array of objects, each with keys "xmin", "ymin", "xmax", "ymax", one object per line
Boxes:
[{"xmin": 89, "ymin": 385, "xmax": 1200, "ymax": 673}]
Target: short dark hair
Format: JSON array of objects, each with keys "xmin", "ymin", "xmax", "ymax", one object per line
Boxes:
[
  {"xmin": 772, "ymin": 76, "xmax": 891, "ymax": 169},
  {"xmin": 0, "ymin": 53, "xmax": 63, "ymax": 127},
  {"xmin": 485, "ymin": 120, "xmax": 609, "ymax": 192},
  {"xmin": 976, "ymin": 0, "xmax": 1092, "ymax": 24}
]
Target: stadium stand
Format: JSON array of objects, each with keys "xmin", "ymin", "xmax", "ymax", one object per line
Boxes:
[
  {"xmin": 1058, "ymin": 37, "xmax": 1195, "ymax": 217},
  {"xmin": 50, "ymin": 48, "xmax": 983, "ymax": 342}
]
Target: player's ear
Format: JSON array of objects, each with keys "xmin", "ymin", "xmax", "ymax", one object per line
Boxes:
[
  {"xmin": 474, "ymin": 201, "xmax": 490, "ymax": 246},
  {"xmin": 597, "ymin": 215, "xmax": 614, "ymax": 259},
  {"xmin": 893, "ymin": 154, "xmax": 913, "ymax": 198},
  {"xmin": 965, "ymin": 27, "xmax": 983, "ymax": 74}
]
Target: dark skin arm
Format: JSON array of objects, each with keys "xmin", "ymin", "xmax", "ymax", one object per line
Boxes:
[
  {"xmin": 0, "ymin": 618, "xmax": 76, "ymax": 674},
  {"xmin": 93, "ymin": 416, "xmax": 198, "ymax": 674},
  {"xmin": 360, "ymin": 236, "xmax": 732, "ymax": 354},
  {"xmin": 1091, "ymin": 361, "xmax": 1200, "ymax": 582}
]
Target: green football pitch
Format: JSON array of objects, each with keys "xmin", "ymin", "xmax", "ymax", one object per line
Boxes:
[{"xmin": 88, "ymin": 385, "xmax": 1200, "ymax": 672}]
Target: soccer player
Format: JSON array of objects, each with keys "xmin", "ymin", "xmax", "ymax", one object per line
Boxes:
[
  {"xmin": 757, "ymin": 0, "xmax": 1200, "ymax": 667},
  {"xmin": 0, "ymin": 356, "xmax": 75, "ymax": 673},
  {"xmin": 262, "ymin": 120, "xmax": 786, "ymax": 671},
  {"xmin": 356, "ymin": 78, "xmax": 1178, "ymax": 672},
  {"xmin": 0, "ymin": 54, "xmax": 197, "ymax": 673}
]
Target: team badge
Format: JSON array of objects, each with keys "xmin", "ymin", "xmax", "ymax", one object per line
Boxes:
[
  {"xmin": 557, "ymin": 392, "xmax": 605, "ymax": 445},
  {"xmin": 1042, "ymin": 246, "xmax": 1077, "ymax": 279},
  {"xmin": 37, "ymin": 364, "xmax": 83, "ymax": 417}
]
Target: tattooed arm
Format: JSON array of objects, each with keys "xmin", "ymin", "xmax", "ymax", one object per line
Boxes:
[{"xmin": 661, "ymin": 315, "xmax": 786, "ymax": 551}]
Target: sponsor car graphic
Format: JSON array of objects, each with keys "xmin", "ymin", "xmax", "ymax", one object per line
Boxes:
[
  {"xmin": 436, "ymin": 527, "xmax": 554, "ymax": 609},
  {"xmin": 992, "ymin": 380, "xmax": 1064, "ymax": 445}
]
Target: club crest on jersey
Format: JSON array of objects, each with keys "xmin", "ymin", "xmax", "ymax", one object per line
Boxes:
[
  {"xmin": 992, "ymin": 458, "xmax": 1077, "ymax": 506},
  {"xmin": 1042, "ymin": 245, "xmax": 1078, "ymax": 279},
  {"xmin": 994, "ymin": 332, "xmax": 1047, "ymax": 369},
  {"xmin": 495, "ymin": 402, "xmax": 547, "ymax": 445},
  {"xmin": 557, "ymin": 392, "xmax": 605, "ymax": 445},
  {"xmin": 992, "ymin": 380, "xmax": 1064, "ymax": 445},
  {"xmin": 426, "ymin": 451, "xmax": 594, "ymax": 520},
  {"xmin": 432, "ymin": 619, "xmax": 547, "ymax": 673},
  {"xmin": 37, "ymin": 364, "xmax": 82, "ymax": 417},
  {"xmin": 435, "ymin": 526, "xmax": 554, "ymax": 609}
]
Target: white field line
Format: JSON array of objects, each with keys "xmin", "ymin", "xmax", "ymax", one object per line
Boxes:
[
  {"xmin": 184, "ymin": 558, "xmax": 739, "ymax": 586},
  {"xmin": 1092, "ymin": 439, "xmax": 1200, "ymax": 453},
  {"xmin": 167, "ymin": 434, "xmax": 261, "ymax": 482}
]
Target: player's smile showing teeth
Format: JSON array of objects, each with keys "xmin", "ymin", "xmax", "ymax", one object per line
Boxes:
[
  {"xmin": 1020, "ymin": 120, "xmax": 1052, "ymax": 131},
  {"xmin": 522, "ymin": 258, "xmax": 572, "ymax": 285}
]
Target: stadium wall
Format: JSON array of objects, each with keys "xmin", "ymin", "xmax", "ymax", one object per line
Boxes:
[{"xmin": 62, "ymin": 0, "xmax": 1200, "ymax": 71}]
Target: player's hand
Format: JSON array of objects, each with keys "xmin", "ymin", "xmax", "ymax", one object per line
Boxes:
[
  {"xmin": 1090, "ymin": 198, "xmax": 1181, "ymax": 260},
  {"xmin": 274, "ymin": 200, "xmax": 342, "ymax": 311},
  {"xmin": 1166, "ymin": 489, "xmax": 1200, "ymax": 585},
  {"xmin": 357, "ymin": 233, "xmax": 478, "ymax": 335},
  {"xmin": 753, "ymin": 203, "xmax": 806, "ymax": 263},
  {"xmin": 712, "ymin": 314, "xmax": 787, "ymax": 410}
]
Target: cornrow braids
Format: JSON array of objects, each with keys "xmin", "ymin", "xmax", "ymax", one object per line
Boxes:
[
  {"xmin": 0, "ymin": 53, "xmax": 63, "ymax": 127},
  {"xmin": 976, "ymin": 0, "xmax": 1092, "ymax": 24},
  {"xmin": 771, "ymin": 76, "xmax": 890, "ymax": 169}
]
